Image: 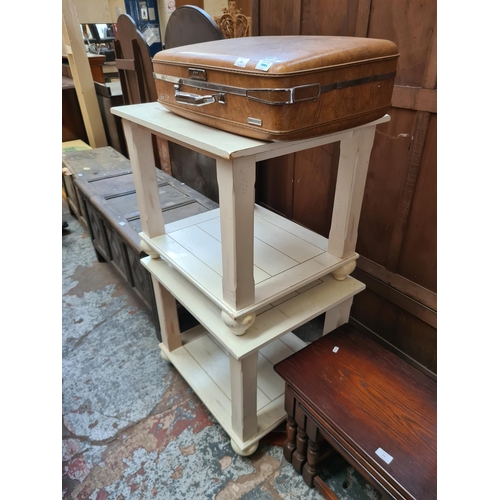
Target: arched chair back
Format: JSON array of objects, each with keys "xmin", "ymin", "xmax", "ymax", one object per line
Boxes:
[
  {"xmin": 114, "ymin": 14, "xmax": 157, "ymax": 105},
  {"xmin": 161, "ymin": 5, "xmax": 225, "ymax": 202},
  {"xmin": 164, "ymin": 5, "xmax": 224, "ymax": 49}
]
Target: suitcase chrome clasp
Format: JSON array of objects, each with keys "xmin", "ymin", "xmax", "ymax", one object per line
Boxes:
[{"xmin": 173, "ymin": 84, "xmax": 226, "ymax": 106}]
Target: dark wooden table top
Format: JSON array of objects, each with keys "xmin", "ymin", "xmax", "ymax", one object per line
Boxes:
[{"xmin": 274, "ymin": 323, "xmax": 437, "ymax": 499}]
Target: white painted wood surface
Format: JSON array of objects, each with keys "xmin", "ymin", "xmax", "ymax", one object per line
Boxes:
[
  {"xmin": 122, "ymin": 121, "xmax": 166, "ymax": 239},
  {"xmin": 159, "ymin": 328, "xmax": 307, "ymax": 452},
  {"xmin": 141, "ymin": 206, "xmax": 358, "ymax": 318},
  {"xmin": 217, "ymin": 157, "xmax": 256, "ymax": 309},
  {"xmin": 152, "ymin": 276, "xmax": 181, "ymax": 351},
  {"xmin": 328, "ymin": 126, "xmax": 377, "ymax": 259},
  {"xmin": 111, "ymin": 103, "xmax": 389, "ymax": 161},
  {"xmin": 322, "ymin": 296, "xmax": 354, "ymax": 335},
  {"xmin": 143, "ymin": 255, "xmax": 365, "ymax": 360}
]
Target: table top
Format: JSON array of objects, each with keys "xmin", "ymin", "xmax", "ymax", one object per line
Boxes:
[
  {"xmin": 274, "ymin": 323, "xmax": 437, "ymax": 499},
  {"xmin": 111, "ymin": 102, "xmax": 389, "ymax": 161}
]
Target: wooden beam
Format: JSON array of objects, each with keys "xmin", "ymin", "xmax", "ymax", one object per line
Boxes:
[
  {"xmin": 62, "ymin": 0, "xmax": 107, "ymax": 148},
  {"xmin": 392, "ymin": 86, "xmax": 437, "ymax": 113},
  {"xmin": 356, "ymin": 255, "xmax": 436, "ymax": 311},
  {"xmin": 422, "ymin": 21, "xmax": 437, "ymax": 90},
  {"xmin": 352, "ymin": 268, "xmax": 436, "ymax": 329}
]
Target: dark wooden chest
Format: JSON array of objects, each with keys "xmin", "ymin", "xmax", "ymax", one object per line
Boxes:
[{"xmin": 63, "ymin": 146, "xmax": 218, "ymax": 339}]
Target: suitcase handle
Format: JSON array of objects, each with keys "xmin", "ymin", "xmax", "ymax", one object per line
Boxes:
[{"xmin": 174, "ymin": 85, "xmax": 226, "ymax": 106}]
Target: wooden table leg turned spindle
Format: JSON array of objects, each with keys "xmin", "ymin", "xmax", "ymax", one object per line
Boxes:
[
  {"xmin": 303, "ymin": 438, "xmax": 321, "ymax": 488},
  {"xmin": 292, "ymin": 427, "xmax": 308, "ymax": 474},
  {"xmin": 284, "ymin": 416, "xmax": 297, "ymax": 463}
]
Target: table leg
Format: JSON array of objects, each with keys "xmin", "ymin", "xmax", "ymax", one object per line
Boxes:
[
  {"xmin": 323, "ymin": 297, "xmax": 353, "ymax": 335},
  {"xmin": 292, "ymin": 404, "xmax": 308, "ymax": 473},
  {"xmin": 302, "ymin": 438, "xmax": 321, "ymax": 488},
  {"xmin": 229, "ymin": 351, "xmax": 259, "ymax": 453},
  {"xmin": 122, "ymin": 120, "xmax": 165, "ymax": 239},
  {"xmin": 327, "ymin": 126, "xmax": 377, "ymax": 277},
  {"xmin": 284, "ymin": 416, "xmax": 297, "ymax": 463},
  {"xmin": 293, "ymin": 426, "xmax": 309, "ymax": 474},
  {"xmin": 216, "ymin": 156, "xmax": 256, "ymax": 312},
  {"xmin": 152, "ymin": 277, "xmax": 182, "ymax": 360}
]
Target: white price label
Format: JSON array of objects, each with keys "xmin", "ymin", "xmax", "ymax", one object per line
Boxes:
[
  {"xmin": 234, "ymin": 57, "xmax": 250, "ymax": 68},
  {"xmin": 375, "ymin": 447, "xmax": 393, "ymax": 464},
  {"xmin": 255, "ymin": 59, "xmax": 273, "ymax": 71}
]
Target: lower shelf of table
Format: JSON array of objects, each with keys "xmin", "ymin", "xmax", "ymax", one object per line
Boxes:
[
  {"xmin": 160, "ymin": 326, "xmax": 308, "ymax": 452},
  {"xmin": 142, "ymin": 255, "xmax": 365, "ymax": 360},
  {"xmin": 140, "ymin": 204, "xmax": 358, "ymax": 320}
]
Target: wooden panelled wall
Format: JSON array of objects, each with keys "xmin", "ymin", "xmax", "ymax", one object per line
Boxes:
[{"xmin": 252, "ymin": 0, "xmax": 437, "ymax": 373}]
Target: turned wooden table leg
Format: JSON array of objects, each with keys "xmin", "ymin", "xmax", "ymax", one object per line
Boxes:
[
  {"xmin": 292, "ymin": 426, "xmax": 308, "ymax": 474},
  {"xmin": 302, "ymin": 438, "xmax": 321, "ymax": 488},
  {"xmin": 283, "ymin": 416, "xmax": 297, "ymax": 463},
  {"xmin": 292, "ymin": 404, "xmax": 307, "ymax": 473}
]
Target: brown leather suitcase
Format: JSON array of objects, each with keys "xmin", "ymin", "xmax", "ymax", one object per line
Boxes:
[{"xmin": 152, "ymin": 36, "xmax": 399, "ymax": 141}]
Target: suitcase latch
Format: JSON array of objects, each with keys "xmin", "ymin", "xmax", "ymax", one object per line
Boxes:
[
  {"xmin": 174, "ymin": 84, "xmax": 226, "ymax": 106},
  {"xmin": 188, "ymin": 68, "xmax": 207, "ymax": 81}
]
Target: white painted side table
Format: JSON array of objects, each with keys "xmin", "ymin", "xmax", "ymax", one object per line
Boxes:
[{"xmin": 112, "ymin": 102, "xmax": 389, "ymax": 455}]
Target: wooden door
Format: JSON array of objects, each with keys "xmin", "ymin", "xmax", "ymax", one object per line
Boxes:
[{"xmin": 253, "ymin": 0, "xmax": 437, "ymax": 373}]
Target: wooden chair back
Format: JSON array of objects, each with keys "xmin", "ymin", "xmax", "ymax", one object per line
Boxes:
[
  {"xmin": 114, "ymin": 14, "xmax": 157, "ymax": 105},
  {"xmin": 164, "ymin": 5, "xmax": 224, "ymax": 49}
]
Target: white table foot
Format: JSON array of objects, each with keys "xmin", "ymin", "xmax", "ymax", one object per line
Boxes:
[
  {"xmin": 221, "ymin": 311, "xmax": 256, "ymax": 336},
  {"xmin": 140, "ymin": 240, "xmax": 159, "ymax": 258},
  {"xmin": 332, "ymin": 261, "xmax": 356, "ymax": 281},
  {"xmin": 159, "ymin": 344, "xmax": 171, "ymax": 362},
  {"xmin": 231, "ymin": 439, "xmax": 259, "ymax": 456}
]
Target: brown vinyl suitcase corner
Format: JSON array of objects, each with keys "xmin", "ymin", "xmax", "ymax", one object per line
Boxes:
[{"xmin": 152, "ymin": 36, "xmax": 399, "ymax": 141}]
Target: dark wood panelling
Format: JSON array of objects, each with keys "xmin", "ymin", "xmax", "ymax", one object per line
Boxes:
[
  {"xmin": 385, "ymin": 111, "xmax": 431, "ymax": 272},
  {"xmin": 300, "ymin": 0, "xmax": 355, "ymax": 36},
  {"xmin": 175, "ymin": 0, "xmax": 204, "ymax": 9},
  {"xmin": 357, "ymin": 255, "xmax": 436, "ymax": 311},
  {"xmin": 356, "ymin": 108, "xmax": 415, "ymax": 266},
  {"xmin": 256, "ymin": 155, "xmax": 294, "ymax": 219},
  {"xmin": 350, "ymin": 284, "xmax": 437, "ymax": 373},
  {"xmin": 252, "ymin": 0, "xmax": 436, "ymax": 371},
  {"xmin": 292, "ymin": 143, "xmax": 339, "ymax": 237},
  {"xmin": 392, "ymin": 86, "xmax": 437, "ymax": 113},
  {"xmin": 396, "ymin": 114, "xmax": 437, "ymax": 292},
  {"xmin": 235, "ymin": 0, "xmax": 253, "ymax": 17},
  {"xmin": 62, "ymin": 77, "xmax": 88, "ymax": 144},
  {"xmin": 368, "ymin": 0, "xmax": 437, "ymax": 88},
  {"xmin": 256, "ymin": 0, "xmax": 301, "ymax": 35}
]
